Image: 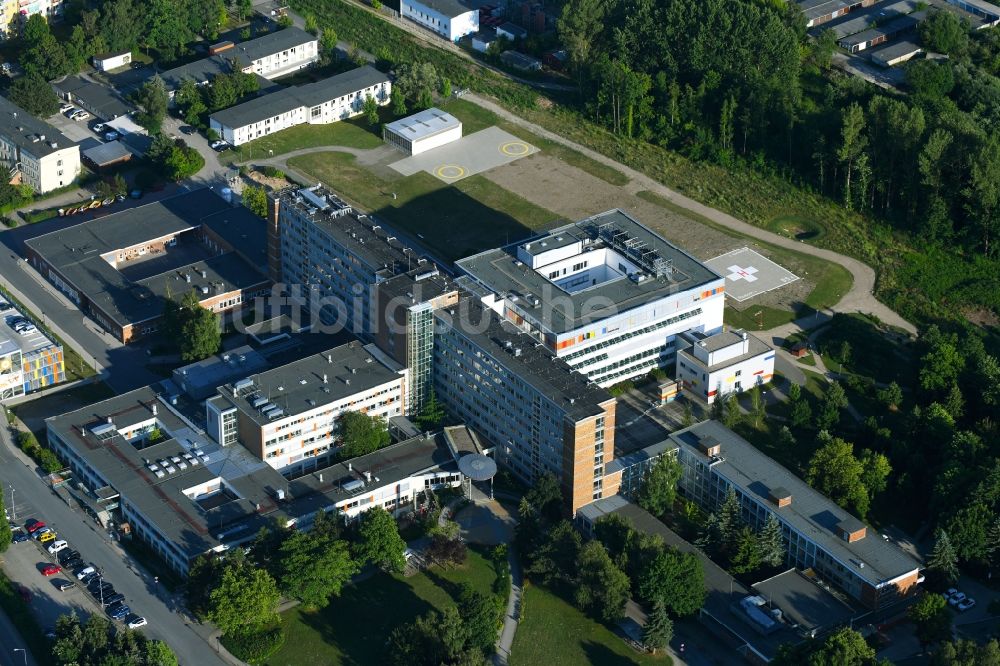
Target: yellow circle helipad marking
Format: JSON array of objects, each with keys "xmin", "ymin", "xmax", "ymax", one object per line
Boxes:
[
  {"xmin": 436, "ymin": 164, "xmax": 467, "ymax": 179},
  {"xmin": 500, "ymin": 141, "xmax": 530, "ymax": 156}
]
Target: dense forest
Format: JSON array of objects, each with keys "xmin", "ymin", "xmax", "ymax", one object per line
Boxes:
[{"xmin": 558, "ymin": 0, "xmax": 1000, "ymax": 314}]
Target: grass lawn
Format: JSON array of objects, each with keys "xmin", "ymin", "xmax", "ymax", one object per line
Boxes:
[
  {"xmin": 222, "ymin": 119, "xmax": 384, "ymax": 164},
  {"xmin": 286, "ymin": 151, "xmax": 559, "ymax": 261},
  {"xmin": 266, "ymin": 547, "xmax": 498, "ymax": 666},
  {"xmin": 510, "ymin": 581, "xmax": 668, "ymax": 666},
  {"xmin": 813, "ymin": 313, "xmax": 915, "ymax": 387}
]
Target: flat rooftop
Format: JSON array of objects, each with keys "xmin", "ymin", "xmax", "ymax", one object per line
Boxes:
[
  {"xmin": 678, "ymin": 330, "xmax": 773, "ymax": 372},
  {"xmin": 437, "ymin": 296, "xmax": 613, "ymax": 421},
  {"xmin": 45, "ymin": 387, "xmax": 287, "ymax": 559},
  {"xmin": 173, "ymin": 345, "xmax": 269, "ymax": 400},
  {"xmin": 407, "ymin": 0, "xmax": 475, "ymax": 18},
  {"xmin": 215, "ymin": 341, "xmax": 403, "ymax": 425},
  {"xmin": 839, "ymin": 11, "xmax": 925, "ymax": 46},
  {"xmin": 210, "ymin": 65, "xmax": 388, "ymax": 129},
  {"xmin": 0, "ymin": 94, "xmax": 75, "ymax": 159},
  {"xmin": 752, "ymin": 569, "xmax": 859, "ymax": 634},
  {"xmin": 0, "ymin": 301, "xmax": 61, "ymax": 357},
  {"xmin": 53, "ymin": 76, "xmax": 132, "ymax": 120},
  {"xmin": 457, "ymin": 209, "xmax": 722, "ymax": 335},
  {"xmin": 797, "ymin": 0, "xmax": 853, "ymax": 21},
  {"xmin": 25, "ymin": 189, "xmax": 268, "ymax": 326},
  {"xmin": 669, "ymin": 421, "xmax": 921, "ymax": 587},
  {"xmin": 279, "ymin": 185, "xmax": 430, "ymax": 277},
  {"xmin": 384, "ymin": 107, "xmax": 461, "ymax": 142}
]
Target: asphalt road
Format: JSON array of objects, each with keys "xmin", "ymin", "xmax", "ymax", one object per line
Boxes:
[{"xmin": 0, "ymin": 427, "xmax": 226, "ymax": 666}]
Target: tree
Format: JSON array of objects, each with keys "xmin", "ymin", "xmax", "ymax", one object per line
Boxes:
[
  {"xmin": 774, "ymin": 627, "xmax": 878, "ymax": 666},
  {"xmin": 909, "ymin": 593, "xmax": 953, "ymax": 646},
  {"xmin": 363, "ymin": 94, "xmax": 379, "ymax": 126},
  {"xmin": 642, "ymin": 598, "xmax": 673, "ymax": 654},
  {"xmin": 391, "ymin": 88, "xmax": 407, "ymax": 116},
  {"xmin": 932, "ymin": 639, "xmax": 1000, "ymax": 666},
  {"xmin": 278, "ymin": 531, "xmax": 358, "ymax": 608},
  {"xmin": 907, "ymin": 59, "xmax": 955, "ymax": 100},
  {"xmin": 557, "ymin": 0, "xmax": 605, "ymax": 90},
  {"xmin": 388, "ymin": 606, "xmax": 477, "ymax": 665},
  {"xmin": 575, "ymin": 541, "xmax": 630, "ymax": 622},
  {"xmin": 722, "ymin": 391, "xmax": 741, "ymax": 428},
  {"xmin": 877, "ymin": 381, "xmax": 903, "ymax": 409},
  {"xmin": 0, "ymin": 490, "xmax": 10, "ymax": 553},
  {"xmin": 338, "ymin": 411, "xmax": 390, "ymax": 458},
  {"xmin": 921, "ymin": 338, "xmax": 965, "ymax": 392},
  {"xmin": 524, "ymin": 472, "xmax": 563, "ymax": 521},
  {"xmin": 791, "ymin": 398, "xmax": 813, "ymax": 429},
  {"xmin": 52, "ymin": 611, "xmax": 179, "ymax": 666},
  {"xmin": 637, "ymin": 545, "xmax": 705, "ymax": 616},
  {"xmin": 414, "ymin": 387, "xmax": 445, "ymax": 430},
  {"xmin": 837, "ymin": 103, "xmax": 868, "ymax": 208},
  {"xmin": 637, "ymin": 455, "xmax": 682, "ymax": 517},
  {"xmin": 594, "ymin": 513, "xmax": 634, "ymax": 568},
  {"xmin": 730, "ymin": 526, "xmax": 763, "ymax": 574},
  {"xmin": 525, "ymin": 520, "xmax": 581, "ymax": 587},
  {"xmin": 749, "ymin": 384, "xmax": 767, "ymax": 428},
  {"xmin": 919, "ymin": 9, "xmax": 969, "ymax": 55},
  {"xmin": 320, "ymin": 27, "xmax": 338, "ymax": 54},
  {"xmin": 817, "ymin": 381, "xmax": 848, "ymax": 430},
  {"xmin": 928, "ymin": 528, "xmax": 960, "ymax": 585},
  {"xmin": 175, "ymin": 78, "xmax": 208, "ymax": 126},
  {"xmin": 205, "ymin": 563, "xmax": 280, "ymax": 637},
  {"xmin": 8, "ymin": 74, "xmax": 60, "ymax": 117},
  {"xmin": 946, "ymin": 503, "xmax": 995, "ymax": 562},
  {"xmin": 100, "ymin": 0, "xmax": 142, "ymax": 53},
  {"xmin": 179, "ymin": 297, "xmax": 221, "ymax": 361},
  {"xmin": 859, "ymin": 449, "xmax": 892, "ymax": 496},
  {"xmin": 758, "ymin": 514, "xmax": 785, "ymax": 568},
  {"xmin": 987, "ymin": 518, "xmax": 1000, "ymax": 569},
  {"xmin": 440, "ymin": 77, "xmax": 452, "ymax": 98},
  {"xmin": 458, "ymin": 584, "xmax": 499, "ymax": 656},
  {"xmin": 355, "ymin": 506, "xmax": 406, "ymax": 572},
  {"xmin": 304, "ymin": 13, "xmax": 319, "ymax": 34},
  {"xmin": 807, "ymin": 437, "xmax": 870, "ymax": 517},
  {"xmin": 717, "ymin": 487, "xmax": 743, "ymax": 551},
  {"xmin": 394, "ymin": 62, "xmax": 439, "ymax": 109},
  {"xmin": 241, "ymin": 185, "xmax": 268, "ymax": 218}
]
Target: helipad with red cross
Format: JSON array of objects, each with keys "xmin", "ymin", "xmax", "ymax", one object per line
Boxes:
[{"xmin": 704, "ymin": 247, "xmax": 800, "ymax": 302}]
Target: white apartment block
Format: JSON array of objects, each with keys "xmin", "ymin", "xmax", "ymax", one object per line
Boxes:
[
  {"xmin": 207, "ymin": 341, "xmax": 407, "ymax": 477},
  {"xmin": 457, "ymin": 210, "xmax": 726, "ymax": 388},
  {"xmin": 209, "ymin": 65, "xmax": 390, "ymax": 146},
  {"xmin": 400, "ymin": 0, "xmax": 479, "ymax": 41},
  {"xmin": 676, "ymin": 329, "xmax": 775, "ymax": 403},
  {"xmin": 2, "ymin": 0, "xmax": 64, "ymax": 34},
  {"xmin": 0, "ymin": 94, "xmax": 80, "ymax": 194}
]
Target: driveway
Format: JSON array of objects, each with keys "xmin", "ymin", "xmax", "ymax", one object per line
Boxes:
[{"xmin": 0, "ymin": 428, "xmax": 226, "ymax": 666}]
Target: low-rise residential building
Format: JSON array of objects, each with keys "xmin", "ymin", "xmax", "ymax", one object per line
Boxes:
[
  {"xmin": 52, "ymin": 76, "xmax": 132, "ymax": 121},
  {"xmin": 25, "ymin": 188, "xmax": 271, "ymax": 343},
  {"xmin": 400, "ymin": 0, "xmax": 480, "ymax": 41},
  {"xmin": 206, "ymin": 341, "xmax": 407, "ymax": 476},
  {"xmin": 382, "ymin": 107, "xmax": 462, "ymax": 155},
  {"xmin": 2, "ymin": 0, "xmax": 64, "ymax": 34},
  {"xmin": 671, "ymin": 421, "xmax": 922, "ymax": 609},
  {"xmin": 471, "ymin": 29, "xmax": 498, "ymax": 53},
  {"xmin": 92, "ymin": 51, "xmax": 132, "ymax": 72},
  {"xmin": 0, "ymin": 306, "xmax": 64, "ymax": 402},
  {"xmin": 0, "ymin": 94, "xmax": 80, "ymax": 194},
  {"xmin": 46, "ymin": 385, "xmax": 466, "ymax": 574},
  {"xmin": 209, "ymin": 66, "xmax": 390, "ymax": 146},
  {"xmin": 433, "ymin": 297, "xmax": 617, "ymax": 514},
  {"xmin": 675, "ymin": 328, "xmax": 775, "ymax": 404},
  {"xmin": 456, "ymin": 210, "xmax": 725, "ymax": 388}
]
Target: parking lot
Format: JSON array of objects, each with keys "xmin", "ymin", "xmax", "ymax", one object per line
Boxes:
[
  {"xmin": 3, "ymin": 499, "xmax": 148, "ymax": 640},
  {"xmin": 45, "ymin": 108, "xmax": 99, "ymax": 146}
]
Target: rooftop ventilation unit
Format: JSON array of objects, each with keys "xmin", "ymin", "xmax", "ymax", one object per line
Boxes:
[
  {"xmin": 257, "ymin": 402, "xmax": 275, "ymax": 413},
  {"xmin": 90, "ymin": 422, "xmax": 116, "ymax": 438},
  {"xmin": 343, "ymin": 478, "xmax": 365, "ymax": 493},
  {"xmin": 233, "ymin": 378, "xmax": 254, "ymax": 392},
  {"xmin": 298, "ymin": 188, "xmax": 330, "ymax": 211},
  {"xmin": 251, "ymin": 396, "xmax": 269, "ymax": 408}
]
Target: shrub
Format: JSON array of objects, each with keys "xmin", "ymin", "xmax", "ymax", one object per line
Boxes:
[
  {"xmin": 15, "ymin": 430, "xmax": 63, "ymax": 473},
  {"xmin": 0, "ymin": 217, "xmax": 15, "ymax": 228},
  {"xmin": 221, "ymin": 627, "xmax": 286, "ymax": 665},
  {"xmin": 24, "ymin": 209, "xmax": 57, "ymax": 224},
  {"xmin": 260, "ymin": 165, "xmax": 285, "ymax": 179}
]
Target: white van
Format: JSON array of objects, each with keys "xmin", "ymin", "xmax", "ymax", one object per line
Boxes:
[{"xmin": 47, "ymin": 540, "xmax": 69, "ymax": 555}]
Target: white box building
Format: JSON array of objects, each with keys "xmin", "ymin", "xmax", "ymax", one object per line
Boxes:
[
  {"xmin": 209, "ymin": 65, "xmax": 390, "ymax": 146},
  {"xmin": 92, "ymin": 51, "xmax": 132, "ymax": 72},
  {"xmin": 383, "ymin": 108, "xmax": 462, "ymax": 155},
  {"xmin": 206, "ymin": 341, "xmax": 408, "ymax": 476},
  {"xmin": 675, "ymin": 329, "xmax": 775, "ymax": 403},
  {"xmin": 400, "ymin": 0, "xmax": 479, "ymax": 41},
  {"xmin": 0, "ymin": 94, "xmax": 80, "ymax": 194},
  {"xmin": 457, "ymin": 209, "xmax": 726, "ymax": 387}
]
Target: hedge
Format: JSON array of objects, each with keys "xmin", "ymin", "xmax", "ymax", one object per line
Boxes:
[
  {"xmin": 15, "ymin": 430, "xmax": 63, "ymax": 473},
  {"xmin": 220, "ymin": 627, "xmax": 286, "ymax": 665}
]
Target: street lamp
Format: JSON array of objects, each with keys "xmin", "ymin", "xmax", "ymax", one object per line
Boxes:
[
  {"xmin": 13, "ymin": 648, "xmax": 26, "ymax": 665},
  {"xmin": 9, "ymin": 485, "xmax": 14, "ymax": 521}
]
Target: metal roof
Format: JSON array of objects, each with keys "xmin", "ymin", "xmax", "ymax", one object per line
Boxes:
[
  {"xmin": 0, "ymin": 94, "xmax": 76, "ymax": 159},
  {"xmin": 383, "ymin": 107, "xmax": 461, "ymax": 143},
  {"xmin": 82, "ymin": 140, "xmax": 131, "ymax": 166}
]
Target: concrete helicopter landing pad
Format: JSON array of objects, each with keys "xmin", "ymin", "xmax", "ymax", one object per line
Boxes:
[
  {"xmin": 389, "ymin": 126, "xmax": 538, "ymax": 182},
  {"xmin": 705, "ymin": 247, "xmax": 800, "ymax": 302}
]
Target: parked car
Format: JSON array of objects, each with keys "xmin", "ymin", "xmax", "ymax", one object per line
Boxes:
[
  {"xmin": 58, "ymin": 549, "xmax": 80, "ymax": 564},
  {"xmin": 32, "ymin": 527, "xmax": 53, "ymax": 540},
  {"xmin": 102, "ymin": 593, "xmax": 125, "ymax": 607},
  {"xmin": 62, "ymin": 558, "xmax": 84, "ymax": 572},
  {"xmin": 12, "ymin": 530, "xmax": 29, "ymax": 544},
  {"xmin": 108, "ymin": 604, "xmax": 130, "ymax": 620},
  {"xmin": 25, "ymin": 519, "xmax": 45, "ymax": 533},
  {"xmin": 104, "ymin": 131, "xmax": 120, "ymax": 141},
  {"xmin": 39, "ymin": 531, "xmax": 56, "ymax": 544},
  {"xmin": 949, "ymin": 591, "xmax": 967, "ymax": 606},
  {"xmin": 0, "ymin": 302, "xmax": 11, "ymax": 312},
  {"xmin": 210, "ymin": 140, "xmax": 230, "ymax": 151},
  {"xmin": 64, "ymin": 107, "xmax": 81, "ymax": 118},
  {"xmin": 126, "ymin": 615, "xmax": 147, "ymax": 629},
  {"xmin": 179, "ymin": 125, "xmax": 196, "ymax": 135},
  {"xmin": 47, "ymin": 540, "xmax": 69, "ymax": 555},
  {"xmin": 59, "ymin": 103, "xmax": 74, "ymax": 114},
  {"xmin": 93, "ymin": 122, "xmax": 106, "ymax": 133},
  {"xmin": 56, "ymin": 580, "xmax": 75, "ymax": 592},
  {"xmin": 129, "ymin": 188, "xmax": 142, "ymax": 199},
  {"xmin": 71, "ymin": 110, "xmax": 91, "ymax": 121},
  {"xmin": 75, "ymin": 566, "xmax": 96, "ymax": 580},
  {"xmin": 80, "ymin": 571, "xmax": 99, "ymax": 585},
  {"xmin": 40, "ymin": 564, "xmax": 61, "ymax": 576},
  {"xmin": 959, "ymin": 598, "xmax": 977, "ymax": 612}
]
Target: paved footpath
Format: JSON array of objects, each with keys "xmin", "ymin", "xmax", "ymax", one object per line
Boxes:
[{"xmin": 463, "ymin": 93, "xmax": 918, "ymax": 339}]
